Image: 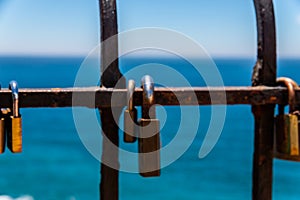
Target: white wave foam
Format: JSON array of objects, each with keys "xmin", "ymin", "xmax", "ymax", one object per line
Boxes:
[{"xmin": 0, "ymin": 195, "xmax": 34, "ymax": 200}]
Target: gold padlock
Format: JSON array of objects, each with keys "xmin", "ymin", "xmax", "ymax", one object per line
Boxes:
[
  {"xmin": 124, "ymin": 79, "xmax": 137, "ymax": 143},
  {"xmin": 0, "ymin": 84, "xmax": 4, "ymax": 154},
  {"xmin": 138, "ymin": 75, "xmax": 161, "ymax": 177},
  {"xmin": 7, "ymin": 81, "xmax": 22, "ymax": 153},
  {"xmin": 275, "ymin": 77, "xmax": 299, "ymax": 159},
  {"xmin": 0, "ymin": 120, "xmax": 4, "ymax": 154},
  {"xmin": 0, "ymin": 108, "xmax": 7, "ymax": 154}
]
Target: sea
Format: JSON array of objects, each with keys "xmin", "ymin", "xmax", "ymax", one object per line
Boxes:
[{"xmin": 0, "ymin": 56, "xmax": 300, "ymax": 200}]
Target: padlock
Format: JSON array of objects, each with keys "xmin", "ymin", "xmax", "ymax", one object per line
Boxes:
[
  {"xmin": 275, "ymin": 77, "xmax": 299, "ymax": 158},
  {"xmin": 0, "ymin": 110, "xmax": 5, "ymax": 154},
  {"xmin": 124, "ymin": 79, "xmax": 137, "ymax": 143},
  {"xmin": 0, "ymin": 108, "xmax": 11, "ymax": 154},
  {"xmin": 7, "ymin": 81, "xmax": 22, "ymax": 153},
  {"xmin": 0, "ymin": 84, "xmax": 4, "ymax": 154},
  {"xmin": 0, "ymin": 83, "xmax": 6, "ymax": 154},
  {"xmin": 138, "ymin": 75, "xmax": 161, "ymax": 177}
]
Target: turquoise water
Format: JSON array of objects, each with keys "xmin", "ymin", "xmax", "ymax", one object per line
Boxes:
[{"xmin": 0, "ymin": 56, "xmax": 300, "ymax": 199}]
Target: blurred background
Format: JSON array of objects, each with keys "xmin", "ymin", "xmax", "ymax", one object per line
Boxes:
[{"xmin": 0, "ymin": 0, "xmax": 300, "ymax": 199}]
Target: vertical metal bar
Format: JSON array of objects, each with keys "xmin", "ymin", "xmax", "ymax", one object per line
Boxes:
[
  {"xmin": 100, "ymin": 0, "xmax": 123, "ymax": 88},
  {"xmin": 99, "ymin": 0, "xmax": 125, "ymax": 200},
  {"xmin": 100, "ymin": 108, "xmax": 121, "ymax": 200},
  {"xmin": 252, "ymin": 0, "xmax": 277, "ymax": 199}
]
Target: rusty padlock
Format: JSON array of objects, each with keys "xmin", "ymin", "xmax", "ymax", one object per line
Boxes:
[
  {"xmin": 275, "ymin": 77, "xmax": 299, "ymax": 158},
  {"xmin": 7, "ymin": 81, "xmax": 22, "ymax": 153},
  {"xmin": 138, "ymin": 75, "xmax": 161, "ymax": 177},
  {"xmin": 124, "ymin": 80, "xmax": 137, "ymax": 143}
]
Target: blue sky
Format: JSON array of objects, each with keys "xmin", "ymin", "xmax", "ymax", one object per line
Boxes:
[{"xmin": 0, "ymin": 0, "xmax": 299, "ymax": 57}]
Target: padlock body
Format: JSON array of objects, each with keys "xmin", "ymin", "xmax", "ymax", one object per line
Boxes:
[
  {"xmin": 124, "ymin": 108, "xmax": 137, "ymax": 143},
  {"xmin": 138, "ymin": 118, "xmax": 160, "ymax": 177},
  {"xmin": 275, "ymin": 114, "xmax": 299, "ymax": 156},
  {"xmin": 7, "ymin": 116, "xmax": 22, "ymax": 153},
  {"xmin": 0, "ymin": 119, "xmax": 5, "ymax": 153}
]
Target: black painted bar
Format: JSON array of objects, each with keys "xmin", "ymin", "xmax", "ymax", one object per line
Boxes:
[
  {"xmin": 252, "ymin": 0, "xmax": 277, "ymax": 199},
  {"xmin": 99, "ymin": 0, "xmax": 124, "ymax": 199}
]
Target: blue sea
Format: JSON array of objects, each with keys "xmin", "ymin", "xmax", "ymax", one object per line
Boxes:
[{"xmin": 0, "ymin": 56, "xmax": 300, "ymax": 200}]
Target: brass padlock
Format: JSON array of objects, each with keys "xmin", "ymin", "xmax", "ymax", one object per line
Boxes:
[
  {"xmin": 124, "ymin": 79, "xmax": 137, "ymax": 143},
  {"xmin": 275, "ymin": 77, "xmax": 299, "ymax": 159},
  {"xmin": 0, "ymin": 108, "xmax": 11, "ymax": 154},
  {"xmin": 7, "ymin": 81, "xmax": 22, "ymax": 153},
  {"xmin": 0, "ymin": 111, "xmax": 5, "ymax": 154},
  {"xmin": 138, "ymin": 75, "xmax": 161, "ymax": 177},
  {"xmin": 0, "ymin": 84, "xmax": 4, "ymax": 154}
]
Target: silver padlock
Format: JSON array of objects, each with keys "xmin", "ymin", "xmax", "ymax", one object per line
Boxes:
[
  {"xmin": 138, "ymin": 75, "xmax": 161, "ymax": 177},
  {"xmin": 124, "ymin": 80, "xmax": 137, "ymax": 143}
]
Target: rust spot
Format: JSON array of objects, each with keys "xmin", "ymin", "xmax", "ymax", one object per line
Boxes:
[
  {"xmin": 270, "ymin": 96, "xmax": 277, "ymax": 101},
  {"xmin": 259, "ymin": 155, "xmax": 266, "ymax": 165},
  {"xmin": 52, "ymin": 103, "xmax": 58, "ymax": 108},
  {"xmin": 51, "ymin": 88, "xmax": 62, "ymax": 92}
]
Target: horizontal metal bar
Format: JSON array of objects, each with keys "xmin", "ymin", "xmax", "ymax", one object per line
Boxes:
[{"xmin": 0, "ymin": 86, "xmax": 296, "ymax": 108}]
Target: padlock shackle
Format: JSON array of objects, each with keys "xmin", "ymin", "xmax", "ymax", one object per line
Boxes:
[
  {"xmin": 141, "ymin": 75, "xmax": 155, "ymax": 119},
  {"xmin": 277, "ymin": 77, "xmax": 298, "ymax": 89},
  {"xmin": 9, "ymin": 81, "xmax": 19, "ymax": 117},
  {"xmin": 276, "ymin": 77, "xmax": 297, "ymax": 113},
  {"xmin": 127, "ymin": 80, "xmax": 135, "ymax": 111},
  {"xmin": 141, "ymin": 75, "xmax": 154, "ymax": 105},
  {"xmin": 9, "ymin": 81, "xmax": 18, "ymax": 99}
]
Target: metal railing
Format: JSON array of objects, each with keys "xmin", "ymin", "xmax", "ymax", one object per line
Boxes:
[{"xmin": 0, "ymin": 0, "xmax": 291, "ymax": 199}]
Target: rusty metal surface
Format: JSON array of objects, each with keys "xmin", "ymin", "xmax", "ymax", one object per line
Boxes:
[
  {"xmin": 100, "ymin": 108, "xmax": 120, "ymax": 200},
  {"xmin": 0, "ymin": 86, "xmax": 297, "ymax": 108},
  {"xmin": 99, "ymin": 0, "xmax": 123, "ymax": 199},
  {"xmin": 253, "ymin": 0, "xmax": 277, "ymax": 86},
  {"xmin": 274, "ymin": 151, "xmax": 300, "ymax": 162},
  {"xmin": 252, "ymin": 0, "xmax": 277, "ymax": 199},
  {"xmin": 100, "ymin": 0, "xmax": 124, "ymax": 88}
]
